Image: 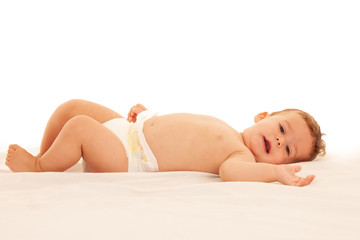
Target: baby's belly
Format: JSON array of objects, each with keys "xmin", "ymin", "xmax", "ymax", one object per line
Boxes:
[{"xmin": 142, "ymin": 114, "xmax": 239, "ymax": 173}]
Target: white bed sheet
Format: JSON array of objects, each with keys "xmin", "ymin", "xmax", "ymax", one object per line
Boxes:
[{"xmin": 1, "ymin": 147, "xmax": 360, "ymax": 240}]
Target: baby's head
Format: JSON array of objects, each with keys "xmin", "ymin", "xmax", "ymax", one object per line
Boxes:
[{"xmin": 242, "ymin": 109, "xmax": 325, "ymax": 164}]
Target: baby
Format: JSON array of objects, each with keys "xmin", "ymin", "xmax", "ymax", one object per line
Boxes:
[{"xmin": 5, "ymin": 99, "xmax": 325, "ymax": 187}]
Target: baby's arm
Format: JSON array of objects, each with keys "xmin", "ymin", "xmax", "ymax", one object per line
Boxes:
[
  {"xmin": 127, "ymin": 104, "xmax": 147, "ymax": 122},
  {"xmin": 219, "ymin": 152, "xmax": 315, "ymax": 187}
]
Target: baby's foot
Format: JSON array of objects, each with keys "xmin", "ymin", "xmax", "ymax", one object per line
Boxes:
[{"xmin": 6, "ymin": 144, "xmax": 41, "ymax": 172}]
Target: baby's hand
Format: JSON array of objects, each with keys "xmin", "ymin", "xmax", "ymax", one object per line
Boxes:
[
  {"xmin": 275, "ymin": 165, "xmax": 315, "ymax": 187},
  {"xmin": 127, "ymin": 104, "xmax": 147, "ymax": 123}
]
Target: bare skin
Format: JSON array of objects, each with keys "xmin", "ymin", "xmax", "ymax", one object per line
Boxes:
[
  {"xmin": 6, "ymin": 100, "xmax": 128, "ymax": 172},
  {"xmin": 6, "ymin": 99, "xmax": 315, "ymax": 186}
]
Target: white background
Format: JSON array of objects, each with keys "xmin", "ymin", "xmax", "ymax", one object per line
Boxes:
[{"xmin": 0, "ymin": 0, "xmax": 359, "ymax": 154}]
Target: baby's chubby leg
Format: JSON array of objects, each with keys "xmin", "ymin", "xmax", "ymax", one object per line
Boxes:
[
  {"xmin": 6, "ymin": 115, "xmax": 128, "ymax": 172},
  {"xmin": 39, "ymin": 99, "xmax": 123, "ymax": 157}
]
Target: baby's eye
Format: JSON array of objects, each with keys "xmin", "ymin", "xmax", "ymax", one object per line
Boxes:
[
  {"xmin": 286, "ymin": 145, "xmax": 290, "ymax": 155},
  {"xmin": 280, "ymin": 124, "xmax": 285, "ymax": 134}
]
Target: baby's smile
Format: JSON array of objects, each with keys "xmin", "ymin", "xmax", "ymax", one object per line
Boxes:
[{"xmin": 263, "ymin": 136, "xmax": 271, "ymax": 154}]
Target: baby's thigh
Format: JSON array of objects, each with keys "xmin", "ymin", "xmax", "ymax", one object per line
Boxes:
[{"xmin": 78, "ymin": 117, "xmax": 128, "ymax": 172}]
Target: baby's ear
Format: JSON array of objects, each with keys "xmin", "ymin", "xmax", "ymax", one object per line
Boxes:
[{"xmin": 254, "ymin": 112, "xmax": 269, "ymax": 123}]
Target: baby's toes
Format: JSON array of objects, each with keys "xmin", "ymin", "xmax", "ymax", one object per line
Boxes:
[
  {"xmin": 7, "ymin": 145, "xmax": 16, "ymax": 155},
  {"xmin": 6, "ymin": 144, "xmax": 20, "ymax": 161},
  {"xmin": 10, "ymin": 144, "xmax": 21, "ymax": 149}
]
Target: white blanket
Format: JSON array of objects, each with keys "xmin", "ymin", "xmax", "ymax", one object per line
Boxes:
[{"xmin": 1, "ymin": 147, "xmax": 359, "ymax": 240}]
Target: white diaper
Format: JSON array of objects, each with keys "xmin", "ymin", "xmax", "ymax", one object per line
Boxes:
[{"xmin": 94, "ymin": 110, "xmax": 159, "ymax": 172}]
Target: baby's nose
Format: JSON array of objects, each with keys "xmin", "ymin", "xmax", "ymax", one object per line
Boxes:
[{"xmin": 276, "ymin": 137, "xmax": 284, "ymax": 147}]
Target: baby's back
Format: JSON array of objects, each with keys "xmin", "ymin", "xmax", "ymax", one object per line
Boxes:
[{"xmin": 143, "ymin": 113, "xmax": 244, "ymax": 174}]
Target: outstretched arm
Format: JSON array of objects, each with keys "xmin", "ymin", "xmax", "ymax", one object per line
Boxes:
[
  {"xmin": 219, "ymin": 152, "xmax": 315, "ymax": 187},
  {"xmin": 127, "ymin": 104, "xmax": 147, "ymax": 123}
]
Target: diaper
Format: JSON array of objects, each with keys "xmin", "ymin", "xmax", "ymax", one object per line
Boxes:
[{"xmin": 88, "ymin": 110, "xmax": 159, "ymax": 172}]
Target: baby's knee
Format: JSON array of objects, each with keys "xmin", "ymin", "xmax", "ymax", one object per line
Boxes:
[
  {"xmin": 57, "ymin": 99, "xmax": 84, "ymax": 116},
  {"xmin": 63, "ymin": 99, "xmax": 84, "ymax": 106}
]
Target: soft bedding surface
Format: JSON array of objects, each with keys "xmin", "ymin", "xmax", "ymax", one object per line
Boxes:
[{"xmin": 1, "ymin": 147, "xmax": 360, "ymax": 240}]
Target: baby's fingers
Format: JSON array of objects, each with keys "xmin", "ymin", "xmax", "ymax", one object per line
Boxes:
[
  {"xmin": 128, "ymin": 115, "xmax": 137, "ymax": 123},
  {"xmin": 133, "ymin": 104, "xmax": 146, "ymax": 114},
  {"xmin": 127, "ymin": 107, "xmax": 134, "ymax": 118},
  {"xmin": 295, "ymin": 175, "xmax": 316, "ymax": 187}
]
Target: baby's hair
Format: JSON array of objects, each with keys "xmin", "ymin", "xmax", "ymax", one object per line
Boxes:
[{"xmin": 270, "ymin": 109, "xmax": 326, "ymax": 162}]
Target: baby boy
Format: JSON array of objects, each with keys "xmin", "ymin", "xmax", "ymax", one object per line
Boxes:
[{"xmin": 6, "ymin": 99, "xmax": 325, "ymax": 187}]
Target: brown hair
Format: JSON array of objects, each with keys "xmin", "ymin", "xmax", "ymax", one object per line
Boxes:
[{"xmin": 270, "ymin": 109, "xmax": 326, "ymax": 162}]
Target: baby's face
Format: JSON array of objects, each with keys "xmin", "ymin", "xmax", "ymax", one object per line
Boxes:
[{"xmin": 242, "ymin": 111, "xmax": 313, "ymax": 164}]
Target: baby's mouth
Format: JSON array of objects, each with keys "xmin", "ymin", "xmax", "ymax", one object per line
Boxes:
[{"xmin": 264, "ymin": 137, "xmax": 270, "ymax": 154}]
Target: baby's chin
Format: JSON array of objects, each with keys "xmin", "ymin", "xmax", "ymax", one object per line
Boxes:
[
  {"xmin": 254, "ymin": 158, "xmax": 266, "ymax": 163},
  {"xmin": 252, "ymin": 154, "xmax": 265, "ymax": 163},
  {"xmin": 250, "ymin": 147, "xmax": 281, "ymax": 164},
  {"xmin": 251, "ymin": 150, "xmax": 266, "ymax": 162}
]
